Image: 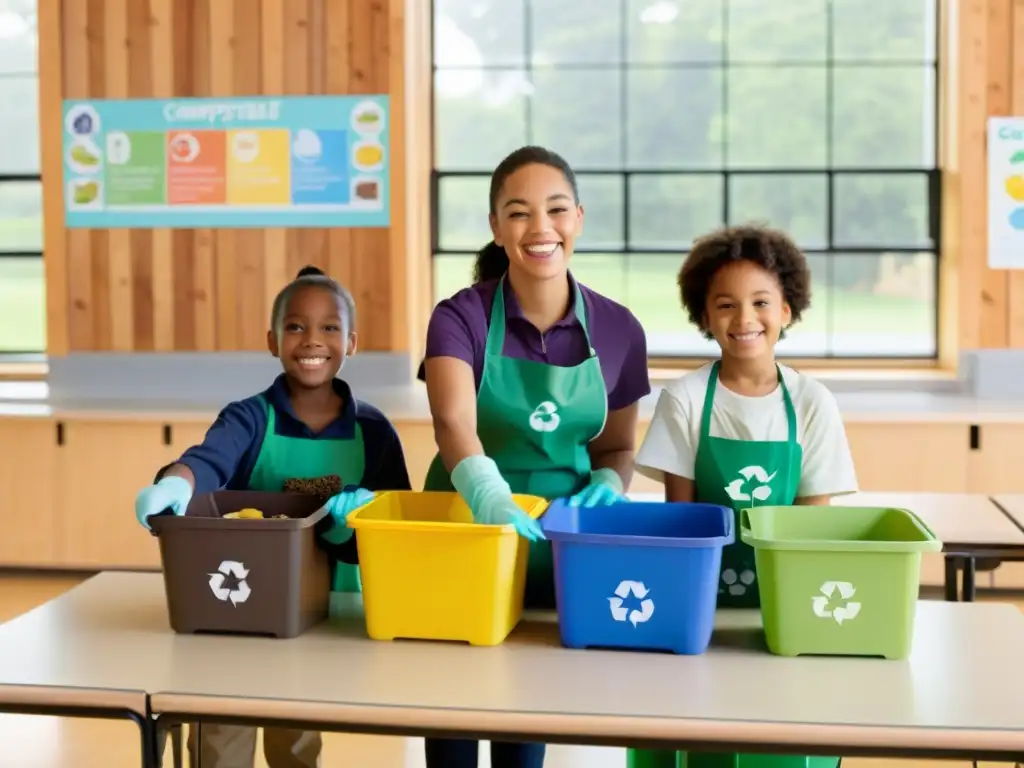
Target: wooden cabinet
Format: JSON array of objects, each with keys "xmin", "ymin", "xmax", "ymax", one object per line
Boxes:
[
  {"xmin": 57, "ymin": 420, "xmax": 176, "ymax": 570},
  {"xmin": 169, "ymin": 422, "xmax": 212, "ymax": 457},
  {"xmin": 394, "ymin": 421, "xmax": 438, "ymax": 491},
  {"xmin": 0, "ymin": 419, "xmax": 59, "ymax": 567},
  {"xmin": 968, "ymin": 423, "xmax": 1024, "ymax": 493},
  {"xmin": 2, "ymin": 413, "xmax": 1024, "ymax": 572},
  {"xmin": 966, "ymin": 424, "xmax": 1024, "ymax": 588},
  {"xmin": 845, "ymin": 423, "xmax": 971, "ymax": 492}
]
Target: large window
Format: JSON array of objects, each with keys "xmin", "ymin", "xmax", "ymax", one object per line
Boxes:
[
  {"xmin": 431, "ymin": 0, "xmax": 939, "ymax": 359},
  {"xmin": 0, "ymin": 0, "xmax": 43, "ymax": 354}
]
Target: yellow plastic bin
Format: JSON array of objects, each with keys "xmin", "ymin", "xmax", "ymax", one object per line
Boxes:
[{"xmin": 346, "ymin": 491, "xmax": 549, "ymax": 646}]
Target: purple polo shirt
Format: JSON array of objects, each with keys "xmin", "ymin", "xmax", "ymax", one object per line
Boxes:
[{"xmin": 419, "ymin": 275, "xmax": 651, "ymax": 411}]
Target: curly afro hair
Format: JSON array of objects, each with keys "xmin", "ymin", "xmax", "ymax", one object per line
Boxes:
[{"xmin": 677, "ymin": 224, "xmax": 812, "ymax": 340}]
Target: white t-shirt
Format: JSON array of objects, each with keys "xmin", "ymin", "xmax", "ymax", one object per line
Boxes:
[{"xmin": 635, "ymin": 363, "xmax": 858, "ymax": 500}]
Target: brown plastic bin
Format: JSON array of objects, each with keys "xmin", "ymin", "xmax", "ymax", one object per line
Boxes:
[{"xmin": 150, "ymin": 490, "xmax": 332, "ymax": 638}]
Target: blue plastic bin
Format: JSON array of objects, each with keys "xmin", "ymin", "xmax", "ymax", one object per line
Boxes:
[{"xmin": 541, "ymin": 500, "xmax": 734, "ymax": 655}]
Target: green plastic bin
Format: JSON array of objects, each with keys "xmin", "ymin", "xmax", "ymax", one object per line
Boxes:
[
  {"xmin": 626, "ymin": 750, "xmax": 839, "ymax": 768},
  {"xmin": 740, "ymin": 504, "xmax": 942, "ymax": 660}
]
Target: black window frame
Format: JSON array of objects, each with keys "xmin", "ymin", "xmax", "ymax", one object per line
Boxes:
[
  {"xmin": 0, "ymin": 171, "xmax": 44, "ymax": 356},
  {"xmin": 430, "ymin": 0, "xmax": 942, "ymax": 360},
  {"xmin": 0, "ymin": 1, "xmax": 45, "ymax": 357}
]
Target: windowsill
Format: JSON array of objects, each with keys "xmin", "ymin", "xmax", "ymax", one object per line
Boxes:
[
  {"xmin": 648, "ymin": 361, "xmax": 959, "ymax": 386},
  {"xmin": 0, "ymin": 354, "xmax": 46, "ymax": 380},
  {"xmin": 0, "ymin": 354, "xmax": 962, "ymax": 390}
]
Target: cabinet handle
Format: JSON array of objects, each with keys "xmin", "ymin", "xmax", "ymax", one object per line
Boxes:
[
  {"xmin": 162, "ymin": 424, "xmax": 172, "ymax": 446},
  {"xmin": 970, "ymin": 424, "xmax": 980, "ymax": 451},
  {"xmin": 56, "ymin": 422, "xmax": 64, "ymax": 446}
]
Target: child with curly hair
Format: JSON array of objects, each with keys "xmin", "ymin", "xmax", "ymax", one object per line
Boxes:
[
  {"xmin": 629, "ymin": 224, "xmax": 857, "ymax": 768},
  {"xmin": 637, "ymin": 224, "xmax": 858, "ymax": 604}
]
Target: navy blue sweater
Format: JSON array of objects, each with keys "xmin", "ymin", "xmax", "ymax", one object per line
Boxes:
[{"xmin": 159, "ymin": 375, "xmax": 412, "ymax": 564}]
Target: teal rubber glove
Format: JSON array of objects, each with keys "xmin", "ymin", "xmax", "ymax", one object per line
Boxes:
[
  {"xmin": 135, "ymin": 476, "xmax": 192, "ymax": 530},
  {"xmin": 451, "ymin": 455, "xmax": 545, "ymax": 542},
  {"xmin": 567, "ymin": 468, "xmax": 625, "ymax": 508},
  {"xmin": 321, "ymin": 487, "xmax": 375, "ymax": 545}
]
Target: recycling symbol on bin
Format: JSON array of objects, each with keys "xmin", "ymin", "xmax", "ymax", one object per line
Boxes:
[
  {"xmin": 811, "ymin": 581, "xmax": 861, "ymax": 625},
  {"xmin": 608, "ymin": 580, "xmax": 654, "ymax": 627},
  {"xmin": 208, "ymin": 560, "xmax": 252, "ymax": 607}
]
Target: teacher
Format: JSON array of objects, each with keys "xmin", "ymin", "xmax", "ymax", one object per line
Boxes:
[{"xmin": 418, "ymin": 145, "xmax": 652, "ymax": 768}]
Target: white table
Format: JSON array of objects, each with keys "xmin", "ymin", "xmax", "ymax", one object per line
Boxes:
[
  {"xmin": 839, "ymin": 492, "xmax": 1024, "ymax": 602},
  {"xmin": 5, "ymin": 571, "xmax": 1014, "ymax": 765},
  {"xmin": 4, "ymin": 572, "xmax": 1024, "ymax": 765},
  {"xmin": 991, "ymin": 495, "xmax": 1024, "ymax": 532},
  {"xmin": 0, "ymin": 574, "xmax": 159, "ymax": 765}
]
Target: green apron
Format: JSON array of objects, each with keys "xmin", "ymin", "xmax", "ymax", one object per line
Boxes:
[
  {"xmin": 629, "ymin": 362, "xmax": 835, "ymax": 768},
  {"xmin": 248, "ymin": 396, "xmax": 365, "ymax": 595},
  {"xmin": 697, "ymin": 361, "xmax": 800, "ymax": 610},
  {"xmin": 423, "ymin": 276, "xmax": 607, "ymax": 609}
]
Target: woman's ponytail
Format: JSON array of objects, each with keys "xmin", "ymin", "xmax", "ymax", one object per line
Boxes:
[{"xmin": 472, "ymin": 241, "xmax": 510, "ymax": 284}]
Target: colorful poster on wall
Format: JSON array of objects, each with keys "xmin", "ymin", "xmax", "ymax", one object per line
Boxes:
[
  {"xmin": 988, "ymin": 117, "xmax": 1024, "ymax": 269},
  {"xmin": 61, "ymin": 95, "xmax": 390, "ymax": 229}
]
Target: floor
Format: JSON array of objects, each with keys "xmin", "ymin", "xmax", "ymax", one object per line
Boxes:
[{"xmin": 0, "ymin": 573, "xmax": 1012, "ymax": 768}]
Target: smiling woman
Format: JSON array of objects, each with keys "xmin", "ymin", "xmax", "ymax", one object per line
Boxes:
[{"xmin": 418, "ymin": 145, "xmax": 652, "ymax": 768}]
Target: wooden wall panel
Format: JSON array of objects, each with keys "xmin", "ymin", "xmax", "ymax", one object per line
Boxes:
[
  {"xmin": 44, "ymin": 0, "xmax": 416, "ymax": 355},
  {"xmin": 39, "ymin": 0, "xmax": 68, "ymax": 356},
  {"xmin": 398, "ymin": 0, "xmax": 431, "ymax": 358},
  {"xmin": 1006, "ymin": 0, "xmax": 1024, "ymax": 345},
  {"xmin": 232, "ymin": 0, "xmax": 267, "ymax": 353},
  {"xmin": 325, "ymin": 0, "xmax": 354, "ymax": 297},
  {"xmin": 150, "ymin": 0, "xmax": 175, "ymax": 352},
  {"xmin": 956, "ymin": 0, "xmax": 1024, "ymax": 350},
  {"xmin": 261, "ymin": 0, "xmax": 291, "ymax": 331}
]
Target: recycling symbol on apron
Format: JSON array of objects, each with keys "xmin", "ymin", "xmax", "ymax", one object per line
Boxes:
[
  {"xmin": 528, "ymin": 401, "xmax": 561, "ymax": 433},
  {"xmin": 724, "ymin": 464, "xmax": 776, "ymax": 503}
]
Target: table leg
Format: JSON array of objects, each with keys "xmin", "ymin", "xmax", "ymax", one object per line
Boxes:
[
  {"xmin": 944, "ymin": 556, "xmax": 960, "ymax": 602},
  {"xmin": 150, "ymin": 714, "xmax": 191, "ymax": 768},
  {"xmin": 171, "ymin": 724, "xmax": 183, "ymax": 768},
  {"xmin": 962, "ymin": 557, "xmax": 977, "ymax": 602},
  {"xmin": 131, "ymin": 710, "xmax": 159, "ymax": 768}
]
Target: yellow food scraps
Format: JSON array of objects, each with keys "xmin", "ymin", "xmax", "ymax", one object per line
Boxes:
[
  {"xmin": 224, "ymin": 508, "xmax": 264, "ymax": 519},
  {"xmin": 223, "ymin": 508, "xmax": 291, "ymax": 520}
]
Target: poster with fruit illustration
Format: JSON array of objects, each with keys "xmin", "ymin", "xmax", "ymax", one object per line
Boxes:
[
  {"xmin": 988, "ymin": 117, "xmax": 1024, "ymax": 268},
  {"xmin": 62, "ymin": 95, "xmax": 389, "ymax": 228}
]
